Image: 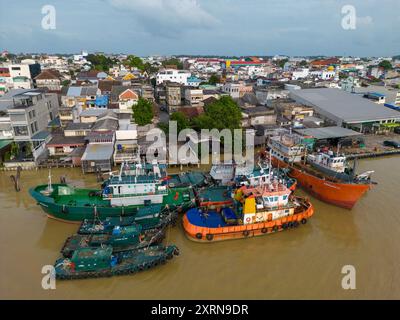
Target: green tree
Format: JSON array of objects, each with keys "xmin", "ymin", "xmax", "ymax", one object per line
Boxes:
[
  {"xmin": 379, "ymin": 60, "xmax": 393, "ymax": 70},
  {"xmin": 278, "ymin": 59, "xmax": 289, "ymax": 69},
  {"xmin": 161, "ymin": 58, "xmax": 183, "ymax": 70},
  {"xmin": 124, "ymin": 55, "xmax": 144, "ymax": 70},
  {"xmin": 299, "ymin": 60, "xmax": 308, "ymax": 67},
  {"xmin": 170, "ymin": 112, "xmax": 190, "ymax": 132},
  {"xmin": 86, "ymin": 54, "xmax": 115, "ymax": 71},
  {"xmin": 132, "ymin": 97, "xmax": 154, "ymax": 126},
  {"xmin": 62, "ymin": 79, "xmax": 71, "ymax": 87},
  {"xmin": 208, "ymin": 74, "xmax": 220, "ymax": 85},
  {"xmin": 192, "ymin": 96, "xmax": 242, "ymax": 132}
]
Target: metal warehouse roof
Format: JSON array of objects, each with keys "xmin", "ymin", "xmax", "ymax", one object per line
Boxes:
[
  {"xmin": 295, "ymin": 126, "xmax": 361, "ymax": 140},
  {"xmin": 290, "ymin": 88, "xmax": 400, "ymax": 124},
  {"xmin": 81, "ymin": 143, "xmax": 114, "ymax": 161}
]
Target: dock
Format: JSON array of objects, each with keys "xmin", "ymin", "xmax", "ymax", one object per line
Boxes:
[{"xmin": 345, "ymin": 149, "xmax": 400, "ymax": 160}]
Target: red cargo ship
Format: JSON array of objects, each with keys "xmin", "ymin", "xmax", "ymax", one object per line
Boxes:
[{"xmin": 267, "ymin": 133, "xmax": 375, "ymax": 209}]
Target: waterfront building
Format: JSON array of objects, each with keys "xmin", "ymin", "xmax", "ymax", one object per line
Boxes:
[{"xmin": 290, "ymin": 88, "xmax": 400, "ymax": 133}]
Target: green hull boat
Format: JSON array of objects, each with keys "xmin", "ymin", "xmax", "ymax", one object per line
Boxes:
[{"xmin": 29, "ymin": 184, "xmax": 195, "ymax": 223}]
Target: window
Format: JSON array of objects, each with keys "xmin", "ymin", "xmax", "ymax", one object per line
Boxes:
[
  {"xmin": 11, "ymin": 67, "xmax": 21, "ymax": 71},
  {"xmin": 30, "ymin": 123, "xmax": 35, "ymax": 133},
  {"xmin": 13, "ymin": 125, "xmax": 28, "ymax": 136},
  {"xmin": 32, "ymin": 110, "xmax": 36, "ymax": 117},
  {"xmin": 34, "ymin": 121, "xmax": 38, "ymax": 132}
]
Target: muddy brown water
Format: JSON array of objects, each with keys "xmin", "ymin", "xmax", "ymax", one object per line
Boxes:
[{"xmin": 1, "ymin": 157, "xmax": 399, "ymax": 299}]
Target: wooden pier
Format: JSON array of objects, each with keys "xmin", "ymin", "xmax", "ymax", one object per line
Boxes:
[{"xmin": 345, "ymin": 149, "xmax": 400, "ymax": 160}]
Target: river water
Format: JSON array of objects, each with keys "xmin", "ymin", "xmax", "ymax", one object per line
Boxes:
[{"xmin": 1, "ymin": 156, "xmax": 399, "ymax": 299}]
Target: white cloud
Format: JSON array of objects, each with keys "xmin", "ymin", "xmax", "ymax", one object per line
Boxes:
[{"xmin": 108, "ymin": 0, "xmax": 219, "ymax": 37}]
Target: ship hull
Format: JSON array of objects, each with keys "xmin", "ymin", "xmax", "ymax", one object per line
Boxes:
[
  {"xmin": 29, "ymin": 184, "xmax": 194, "ymax": 223},
  {"xmin": 270, "ymin": 157, "xmax": 371, "ymax": 209},
  {"xmin": 183, "ymin": 198, "xmax": 314, "ymax": 243}
]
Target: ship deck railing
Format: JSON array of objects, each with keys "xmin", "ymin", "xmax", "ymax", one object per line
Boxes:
[{"xmin": 103, "ymin": 190, "xmax": 168, "ymax": 199}]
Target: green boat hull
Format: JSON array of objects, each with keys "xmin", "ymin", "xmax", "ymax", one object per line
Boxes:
[{"xmin": 29, "ymin": 184, "xmax": 194, "ymax": 223}]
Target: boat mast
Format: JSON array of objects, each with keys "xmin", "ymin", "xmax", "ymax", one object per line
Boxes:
[{"xmin": 47, "ymin": 169, "xmax": 53, "ymax": 193}]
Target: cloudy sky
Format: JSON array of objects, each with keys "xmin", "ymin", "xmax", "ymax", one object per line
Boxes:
[{"xmin": 0, "ymin": 0, "xmax": 399, "ymax": 56}]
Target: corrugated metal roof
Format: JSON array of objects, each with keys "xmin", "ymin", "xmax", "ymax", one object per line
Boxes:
[
  {"xmin": 295, "ymin": 126, "xmax": 361, "ymax": 140},
  {"xmin": 290, "ymin": 88, "xmax": 400, "ymax": 124},
  {"xmin": 81, "ymin": 143, "xmax": 114, "ymax": 161}
]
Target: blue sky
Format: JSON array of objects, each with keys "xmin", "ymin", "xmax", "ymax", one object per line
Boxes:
[{"xmin": 0, "ymin": 0, "xmax": 399, "ymax": 56}]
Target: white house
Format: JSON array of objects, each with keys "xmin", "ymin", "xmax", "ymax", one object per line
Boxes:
[
  {"xmin": 156, "ymin": 69, "xmax": 191, "ymax": 85},
  {"xmin": 222, "ymin": 83, "xmax": 240, "ymax": 99},
  {"xmin": 292, "ymin": 68, "xmax": 309, "ymax": 80}
]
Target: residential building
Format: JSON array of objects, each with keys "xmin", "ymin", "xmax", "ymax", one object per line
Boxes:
[
  {"xmin": 114, "ymin": 123, "xmax": 139, "ymax": 164},
  {"xmin": 2, "ymin": 89, "xmax": 59, "ymax": 142},
  {"xmin": 79, "ymin": 108, "xmax": 110, "ymax": 124},
  {"xmin": 292, "ymin": 68, "xmax": 310, "ymax": 80},
  {"xmin": 111, "ymin": 86, "xmax": 139, "ymax": 113},
  {"xmin": 140, "ymin": 84, "xmax": 155, "ymax": 102},
  {"xmin": 8, "ymin": 61, "xmax": 41, "ymax": 89},
  {"xmin": 241, "ymin": 106, "xmax": 277, "ymax": 127},
  {"xmin": 184, "ymin": 88, "xmax": 204, "ymax": 107},
  {"xmin": 222, "ymin": 82, "xmax": 240, "ymax": 98},
  {"xmin": 64, "ymin": 122, "xmax": 92, "ymax": 137},
  {"xmin": 46, "ymin": 134, "xmax": 86, "ymax": 157},
  {"xmin": 0, "ymin": 67, "xmax": 12, "ymax": 95},
  {"xmin": 187, "ymin": 76, "xmax": 202, "ymax": 87},
  {"xmin": 81, "ymin": 132, "xmax": 115, "ymax": 173},
  {"xmin": 156, "ymin": 69, "xmax": 191, "ymax": 85},
  {"xmin": 166, "ymin": 83, "xmax": 182, "ymax": 113},
  {"xmin": 35, "ymin": 69, "xmax": 63, "ymax": 91}
]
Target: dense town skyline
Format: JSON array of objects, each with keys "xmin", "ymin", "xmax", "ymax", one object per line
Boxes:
[{"xmin": 0, "ymin": 0, "xmax": 399, "ymax": 56}]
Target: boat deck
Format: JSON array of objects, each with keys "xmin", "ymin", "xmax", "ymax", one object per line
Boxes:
[
  {"xmin": 186, "ymin": 208, "xmax": 229, "ymax": 228},
  {"xmin": 197, "ymin": 186, "xmax": 232, "ymax": 203}
]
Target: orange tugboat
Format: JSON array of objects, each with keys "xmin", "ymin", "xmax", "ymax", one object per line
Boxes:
[
  {"xmin": 183, "ymin": 177, "xmax": 314, "ymax": 242},
  {"xmin": 267, "ymin": 133, "xmax": 375, "ymax": 209}
]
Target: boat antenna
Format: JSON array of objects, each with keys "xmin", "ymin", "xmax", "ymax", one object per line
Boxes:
[
  {"xmin": 269, "ymin": 148, "xmax": 272, "ymax": 182},
  {"xmin": 118, "ymin": 161, "xmax": 124, "ymax": 182},
  {"xmin": 47, "ymin": 169, "xmax": 53, "ymax": 193}
]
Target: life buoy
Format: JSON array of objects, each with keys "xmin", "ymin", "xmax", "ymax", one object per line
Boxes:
[
  {"xmin": 245, "ymin": 217, "xmax": 251, "ymax": 223},
  {"xmin": 243, "ymin": 230, "xmax": 250, "ymax": 237},
  {"xmin": 206, "ymin": 234, "xmax": 214, "ymax": 241},
  {"xmin": 195, "ymin": 233, "xmax": 202, "ymax": 240},
  {"xmin": 301, "ymin": 218, "xmax": 307, "ymax": 225}
]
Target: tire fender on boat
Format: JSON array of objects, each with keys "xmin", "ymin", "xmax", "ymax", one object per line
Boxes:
[
  {"xmin": 301, "ymin": 218, "xmax": 307, "ymax": 225},
  {"xmin": 206, "ymin": 234, "xmax": 214, "ymax": 241},
  {"xmin": 196, "ymin": 233, "xmax": 202, "ymax": 240},
  {"xmin": 261, "ymin": 228, "xmax": 268, "ymax": 234},
  {"xmin": 243, "ymin": 230, "xmax": 250, "ymax": 237}
]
